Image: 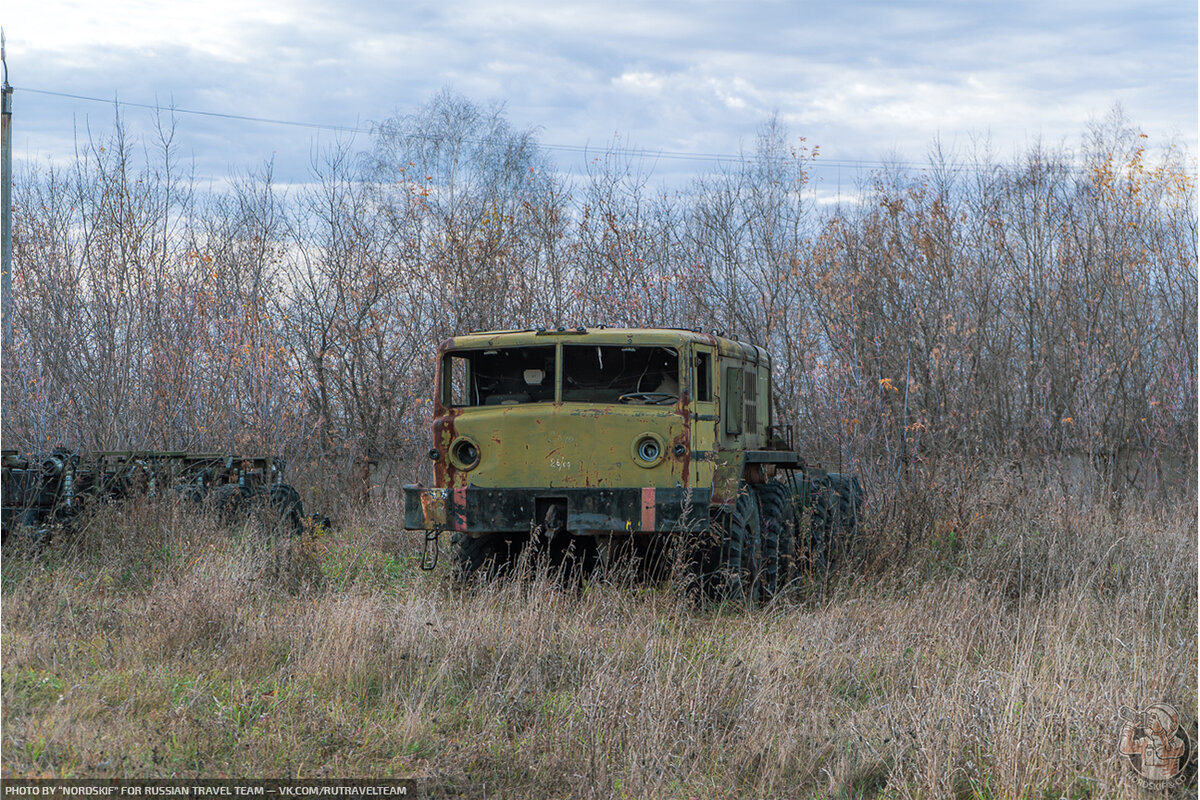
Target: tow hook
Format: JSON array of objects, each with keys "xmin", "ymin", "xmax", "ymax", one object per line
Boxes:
[
  {"xmin": 421, "ymin": 526, "xmax": 443, "ymax": 571},
  {"xmin": 538, "ymin": 502, "xmax": 566, "ymax": 541}
]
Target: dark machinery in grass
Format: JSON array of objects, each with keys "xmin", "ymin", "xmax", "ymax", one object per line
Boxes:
[
  {"xmin": 1, "ymin": 449, "xmax": 321, "ymax": 543},
  {"xmin": 403, "ymin": 326, "xmax": 863, "ymax": 598}
]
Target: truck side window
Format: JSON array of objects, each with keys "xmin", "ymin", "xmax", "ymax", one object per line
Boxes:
[
  {"xmin": 695, "ymin": 352, "xmax": 712, "ymax": 402},
  {"xmin": 444, "ymin": 354, "xmax": 471, "ymax": 406},
  {"xmin": 724, "ymin": 365, "xmax": 743, "ymax": 435}
]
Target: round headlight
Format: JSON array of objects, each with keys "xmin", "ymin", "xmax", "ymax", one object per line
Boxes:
[
  {"xmin": 632, "ymin": 433, "xmax": 665, "ymax": 468},
  {"xmin": 449, "ymin": 438, "xmax": 481, "ymax": 470}
]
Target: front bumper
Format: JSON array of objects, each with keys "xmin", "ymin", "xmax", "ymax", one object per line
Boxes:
[{"xmin": 403, "ymin": 485, "xmax": 712, "ymax": 534}]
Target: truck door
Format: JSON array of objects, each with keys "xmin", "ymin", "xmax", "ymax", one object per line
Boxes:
[{"xmin": 691, "ymin": 345, "xmax": 717, "ymax": 488}]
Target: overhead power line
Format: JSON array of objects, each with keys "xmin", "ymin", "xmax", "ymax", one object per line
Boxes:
[
  {"xmin": 21, "ymin": 87, "xmax": 365, "ymax": 134},
  {"xmin": 17, "ymin": 85, "xmax": 933, "ymax": 171},
  {"xmin": 20, "ymin": 85, "xmax": 1117, "ymax": 177}
]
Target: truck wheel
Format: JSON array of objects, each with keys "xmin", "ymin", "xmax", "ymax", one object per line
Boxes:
[
  {"xmin": 809, "ymin": 477, "xmax": 836, "ymax": 572},
  {"xmin": 212, "ymin": 483, "xmax": 304, "ymax": 538},
  {"xmin": 821, "ymin": 473, "xmax": 863, "ymax": 566},
  {"xmin": 754, "ymin": 482, "xmax": 794, "ymax": 597},
  {"xmin": 212, "ymin": 484, "xmax": 253, "ymax": 528},
  {"xmin": 827, "ymin": 473, "xmax": 863, "ymax": 535},
  {"xmin": 715, "ymin": 486, "xmax": 763, "ymax": 605},
  {"xmin": 451, "ymin": 532, "xmax": 527, "ymax": 584},
  {"xmin": 267, "ymin": 483, "xmax": 306, "ymax": 536}
]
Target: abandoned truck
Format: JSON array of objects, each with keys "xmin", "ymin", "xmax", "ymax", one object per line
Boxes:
[{"xmin": 403, "ymin": 327, "xmax": 861, "ymax": 598}]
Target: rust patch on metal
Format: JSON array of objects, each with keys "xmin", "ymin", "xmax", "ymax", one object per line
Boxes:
[
  {"xmin": 672, "ymin": 389, "xmax": 692, "ymax": 488},
  {"xmin": 419, "ymin": 490, "xmax": 449, "ymax": 528},
  {"xmin": 431, "ymin": 411, "xmax": 461, "ymax": 487},
  {"xmin": 451, "ymin": 486, "xmax": 468, "ymax": 530}
]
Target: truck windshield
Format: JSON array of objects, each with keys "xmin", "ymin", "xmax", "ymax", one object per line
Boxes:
[
  {"xmin": 563, "ymin": 345, "xmax": 678, "ymax": 404},
  {"xmin": 444, "ymin": 347, "xmax": 556, "ymax": 406}
]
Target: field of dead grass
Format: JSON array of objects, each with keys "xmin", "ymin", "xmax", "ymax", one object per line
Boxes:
[{"xmin": 2, "ymin": 472, "xmax": 1196, "ymax": 798}]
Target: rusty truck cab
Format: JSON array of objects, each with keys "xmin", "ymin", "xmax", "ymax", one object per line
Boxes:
[{"xmin": 404, "ymin": 327, "xmax": 800, "ymax": 540}]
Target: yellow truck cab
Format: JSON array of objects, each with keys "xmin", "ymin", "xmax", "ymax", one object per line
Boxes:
[{"xmin": 405, "ymin": 326, "xmax": 860, "ymax": 598}]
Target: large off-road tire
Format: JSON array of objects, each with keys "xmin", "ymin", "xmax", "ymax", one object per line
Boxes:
[
  {"xmin": 1, "ymin": 514, "xmax": 55, "ymax": 552},
  {"xmin": 826, "ymin": 473, "xmax": 863, "ymax": 539},
  {"xmin": 267, "ymin": 483, "xmax": 306, "ymax": 536},
  {"xmin": 212, "ymin": 483, "xmax": 304, "ymax": 538},
  {"xmin": 173, "ymin": 483, "xmax": 207, "ymax": 504},
  {"xmin": 754, "ymin": 482, "xmax": 795, "ymax": 597},
  {"xmin": 808, "ymin": 473, "xmax": 863, "ymax": 571},
  {"xmin": 808, "ymin": 476, "xmax": 836, "ymax": 572},
  {"xmin": 212, "ymin": 483, "xmax": 253, "ymax": 527},
  {"xmin": 713, "ymin": 486, "xmax": 763, "ymax": 605},
  {"xmin": 451, "ymin": 531, "xmax": 527, "ymax": 585}
]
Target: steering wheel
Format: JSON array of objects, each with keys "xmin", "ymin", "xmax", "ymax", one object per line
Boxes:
[{"xmin": 618, "ymin": 392, "xmax": 678, "ymax": 405}]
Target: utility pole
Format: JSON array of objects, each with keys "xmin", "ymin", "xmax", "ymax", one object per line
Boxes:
[{"xmin": 2, "ymin": 28, "xmax": 12, "ymax": 356}]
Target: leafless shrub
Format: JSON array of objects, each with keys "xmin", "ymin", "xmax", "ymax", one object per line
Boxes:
[{"xmin": 6, "ymin": 99, "xmax": 1192, "ymax": 508}]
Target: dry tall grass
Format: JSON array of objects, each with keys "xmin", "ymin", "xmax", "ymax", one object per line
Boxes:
[{"xmin": 2, "ymin": 474, "xmax": 1196, "ymax": 798}]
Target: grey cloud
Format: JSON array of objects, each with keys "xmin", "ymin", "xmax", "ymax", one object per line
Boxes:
[{"xmin": 8, "ymin": 0, "xmax": 1195, "ymax": 189}]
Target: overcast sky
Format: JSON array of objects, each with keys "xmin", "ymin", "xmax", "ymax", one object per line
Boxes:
[{"xmin": 4, "ymin": 0, "xmax": 1197, "ymax": 191}]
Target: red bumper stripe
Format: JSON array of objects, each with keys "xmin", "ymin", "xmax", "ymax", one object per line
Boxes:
[
  {"xmin": 452, "ymin": 487, "xmax": 468, "ymax": 531},
  {"xmin": 640, "ymin": 487, "xmax": 656, "ymax": 531}
]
